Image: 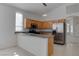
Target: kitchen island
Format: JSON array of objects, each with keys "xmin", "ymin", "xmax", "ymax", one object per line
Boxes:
[{"xmin": 16, "ymin": 32, "xmax": 54, "ymax": 56}]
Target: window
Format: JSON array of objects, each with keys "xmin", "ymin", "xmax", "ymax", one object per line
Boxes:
[
  {"xmin": 66, "ymin": 23, "xmax": 69, "ymax": 33},
  {"xmin": 71, "ymin": 25, "xmax": 73, "ymax": 33},
  {"xmin": 66, "ymin": 23, "xmax": 73, "ymax": 33},
  {"xmin": 15, "ymin": 12, "xmax": 23, "ymax": 32}
]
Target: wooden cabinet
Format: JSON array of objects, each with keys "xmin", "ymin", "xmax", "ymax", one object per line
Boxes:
[
  {"xmin": 24, "ymin": 18, "xmax": 65, "ymax": 29},
  {"xmin": 24, "ymin": 18, "xmax": 51, "ymax": 29},
  {"xmin": 37, "ymin": 21, "xmax": 42, "ymax": 29},
  {"xmin": 26, "ymin": 19, "xmax": 32, "ymax": 28},
  {"xmin": 58, "ymin": 19, "xmax": 65, "ymax": 23},
  {"xmin": 48, "ymin": 36, "xmax": 54, "ymax": 56},
  {"xmin": 24, "ymin": 18, "xmax": 27, "ymax": 28},
  {"xmin": 31, "ymin": 20, "xmax": 42, "ymax": 29},
  {"xmin": 42, "ymin": 22, "xmax": 50, "ymax": 29}
]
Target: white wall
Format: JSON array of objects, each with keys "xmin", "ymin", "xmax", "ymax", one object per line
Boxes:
[
  {"xmin": 0, "ymin": 4, "xmax": 16, "ymax": 49},
  {"xmin": 0, "ymin": 4, "xmax": 41, "ymax": 49},
  {"xmin": 66, "ymin": 16, "xmax": 79, "ymax": 45}
]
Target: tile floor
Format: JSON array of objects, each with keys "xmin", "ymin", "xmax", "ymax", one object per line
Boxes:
[
  {"xmin": 0, "ymin": 46, "xmax": 35, "ymax": 56},
  {"xmin": 54, "ymin": 44, "xmax": 79, "ymax": 56},
  {"xmin": 0, "ymin": 44, "xmax": 79, "ymax": 56},
  {"xmin": 52, "ymin": 34, "xmax": 79, "ymax": 56}
]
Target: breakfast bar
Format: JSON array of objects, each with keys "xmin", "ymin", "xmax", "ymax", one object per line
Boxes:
[{"xmin": 16, "ymin": 33, "xmax": 54, "ymax": 56}]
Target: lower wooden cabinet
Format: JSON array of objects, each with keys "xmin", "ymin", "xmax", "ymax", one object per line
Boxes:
[{"xmin": 48, "ymin": 36, "xmax": 54, "ymax": 56}]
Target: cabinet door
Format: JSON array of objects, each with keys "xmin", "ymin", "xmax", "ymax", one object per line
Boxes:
[
  {"xmin": 26, "ymin": 20, "xmax": 32, "ymax": 28},
  {"xmin": 32, "ymin": 20, "xmax": 42, "ymax": 29},
  {"xmin": 25, "ymin": 19, "xmax": 51, "ymax": 29},
  {"xmin": 37, "ymin": 22, "xmax": 42, "ymax": 29},
  {"xmin": 42, "ymin": 22, "xmax": 50, "ymax": 29},
  {"xmin": 24, "ymin": 19, "xmax": 27, "ymax": 28}
]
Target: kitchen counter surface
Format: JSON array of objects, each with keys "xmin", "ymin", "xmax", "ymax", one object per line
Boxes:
[{"xmin": 15, "ymin": 32, "xmax": 54, "ymax": 38}]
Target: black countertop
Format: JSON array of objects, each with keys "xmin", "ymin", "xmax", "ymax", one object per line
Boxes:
[{"xmin": 15, "ymin": 31, "xmax": 54, "ymax": 38}]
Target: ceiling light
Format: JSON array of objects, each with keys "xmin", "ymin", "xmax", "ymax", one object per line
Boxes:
[
  {"xmin": 42, "ymin": 14, "xmax": 47, "ymax": 16},
  {"xmin": 42, "ymin": 3, "xmax": 47, "ymax": 6}
]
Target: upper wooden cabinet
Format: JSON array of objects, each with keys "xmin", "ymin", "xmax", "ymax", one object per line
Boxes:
[
  {"xmin": 25, "ymin": 19, "xmax": 42, "ymax": 29},
  {"xmin": 24, "ymin": 18, "xmax": 26, "ymax": 28},
  {"xmin": 58, "ymin": 19, "xmax": 65, "ymax": 23},
  {"xmin": 42, "ymin": 22, "xmax": 51, "ymax": 29},
  {"xmin": 24, "ymin": 18, "xmax": 65, "ymax": 29},
  {"xmin": 31, "ymin": 20, "xmax": 42, "ymax": 29},
  {"xmin": 25, "ymin": 19, "xmax": 32, "ymax": 28},
  {"xmin": 37, "ymin": 21, "xmax": 42, "ymax": 29},
  {"xmin": 24, "ymin": 18, "xmax": 51, "ymax": 29}
]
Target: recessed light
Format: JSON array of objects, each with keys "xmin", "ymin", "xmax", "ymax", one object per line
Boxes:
[{"xmin": 42, "ymin": 14, "xmax": 47, "ymax": 16}]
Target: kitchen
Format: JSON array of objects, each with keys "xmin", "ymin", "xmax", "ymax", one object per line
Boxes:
[
  {"xmin": 15, "ymin": 17, "xmax": 65, "ymax": 56},
  {"xmin": 0, "ymin": 3, "xmax": 79, "ymax": 56}
]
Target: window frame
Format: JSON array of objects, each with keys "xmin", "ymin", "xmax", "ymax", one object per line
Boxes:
[{"xmin": 15, "ymin": 12, "xmax": 24, "ymax": 32}]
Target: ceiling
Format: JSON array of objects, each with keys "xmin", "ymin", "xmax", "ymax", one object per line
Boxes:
[{"xmin": 6, "ymin": 3, "xmax": 65, "ymax": 16}]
